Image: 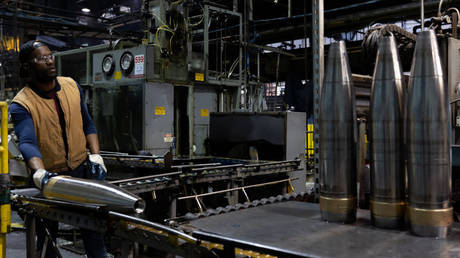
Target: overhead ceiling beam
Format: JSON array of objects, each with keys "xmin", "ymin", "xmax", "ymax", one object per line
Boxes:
[{"xmin": 256, "ymin": 0, "xmax": 460, "ymax": 43}]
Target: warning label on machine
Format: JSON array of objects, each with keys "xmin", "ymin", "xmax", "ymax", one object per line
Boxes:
[
  {"xmin": 195, "ymin": 73, "xmax": 204, "ymax": 81},
  {"xmin": 134, "ymin": 54, "xmax": 144, "ymax": 75},
  {"xmin": 164, "ymin": 133, "xmax": 174, "ymax": 143},
  {"xmin": 155, "ymin": 106, "xmax": 166, "ymax": 115},
  {"xmin": 200, "ymin": 109, "xmax": 209, "ymax": 117}
]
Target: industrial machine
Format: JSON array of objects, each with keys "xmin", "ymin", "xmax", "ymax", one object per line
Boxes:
[
  {"xmin": 207, "ymin": 111, "xmax": 307, "ymax": 191},
  {"xmin": 92, "ymin": 45, "xmax": 176, "ymax": 155},
  {"xmin": 53, "ymin": 2, "xmax": 245, "ymax": 157}
]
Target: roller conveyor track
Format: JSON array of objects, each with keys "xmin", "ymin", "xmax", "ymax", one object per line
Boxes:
[
  {"xmin": 11, "ymin": 190, "xmax": 319, "ymax": 257},
  {"xmin": 168, "ymin": 192, "xmax": 314, "ymax": 223},
  {"xmin": 103, "ymin": 156, "xmax": 167, "ymax": 169},
  {"xmin": 10, "ymin": 190, "xmax": 217, "ymax": 258},
  {"xmin": 111, "ymin": 160, "xmax": 301, "ymax": 194}
]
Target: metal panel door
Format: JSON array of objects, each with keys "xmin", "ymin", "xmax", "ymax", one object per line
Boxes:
[
  {"xmin": 193, "ymin": 85, "xmax": 217, "ymax": 156},
  {"xmin": 144, "ymin": 82, "xmax": 174, "ymax": 155}
]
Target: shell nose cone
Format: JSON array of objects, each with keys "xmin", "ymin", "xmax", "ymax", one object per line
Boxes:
[
  {"xmin": 411, "ymin": 30, "xmax": 443, "ymax": 77},
  {"xmin": 134, "ymin": 199, "xmax": 146, "ymax": 214},
  {"xmin": 374, "ymin": 35, "xmax": 404, "ymax": 81},
  {"xmin": 324, "ymin": 41, "xmax": 352, "ymax": 84}
]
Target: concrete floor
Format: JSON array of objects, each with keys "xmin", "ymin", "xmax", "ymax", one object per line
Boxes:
[{"xmin": 6, "ymin": 211, "xmax": 86, "ymax": 258}]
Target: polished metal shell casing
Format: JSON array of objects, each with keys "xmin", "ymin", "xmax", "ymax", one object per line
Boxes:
[
  {"xmin": 369, "ymin": 35, "xmax": 406, "ymax": 229},
  {"xmin": 406, "ymin": 30, "xmax": 452, "ymax": 238},
  {"xmin": 43, "ymin": 176, "xmax": 145, "ymax": 213},
  {"xmin": 319, "ymin": 41, "xmax": 357, "ymax": 223}
]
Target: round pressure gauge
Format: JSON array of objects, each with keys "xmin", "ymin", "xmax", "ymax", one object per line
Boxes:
[
  {"xmin": 102, "ymin": 54, "xmax": 115, "ymax": 75},
  {"xmin": 120, "ymin": 52, "xmax": 134, "ymax": 75}
]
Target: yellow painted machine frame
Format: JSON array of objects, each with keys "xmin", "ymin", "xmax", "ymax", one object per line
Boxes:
[
  {"xmin": 306, "ymin": 124, "xmax": 314, "ymax": 158},
  {"xmin": 0, "ymin": 102, "xmax": 10, "ymax": 258},
  {"xmin": 305, "ymin": 124, "xmax": 315, "ymax": 170}
]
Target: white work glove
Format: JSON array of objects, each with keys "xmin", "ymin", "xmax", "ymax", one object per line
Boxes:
[
  {"xmin": 33, "ymin": 169, "xmax": 58, "ymax": 189},
  {"xmin": 88, "ymin": 154, "xmax": 107, "ymax": 180}
]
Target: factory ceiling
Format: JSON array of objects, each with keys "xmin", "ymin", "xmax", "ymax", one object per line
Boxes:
[{"xmin": 1, "ymin": 0, "xmax": 459, "ymax": 48}]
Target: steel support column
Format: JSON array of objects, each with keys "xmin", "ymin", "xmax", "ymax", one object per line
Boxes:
[
  {"xmin": 204, "ymin": 5, "xmax": 209, "ymax": 80},
  {"xmin": 26, "ymin": 215, "xmax": 36, "ymax": 258},
  {"xmin": 188, "ymin": 86, "xmax": 194, "ymax": 158},
  {"xmin": 312, "ymin": 0, "xmax": 324, "ymax": 202},
  {"xmin": 238, "ymin": 12, "xmax": 243, "ymax": 110}
]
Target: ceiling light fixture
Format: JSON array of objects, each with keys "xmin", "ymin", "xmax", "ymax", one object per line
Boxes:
[
  {"xmin": 119, "ymin": 6, "xmax": 131, "ymax": 14},
  {"xmin": 82, "ymin": 8, "xmax": 91, "ymax": 13}
]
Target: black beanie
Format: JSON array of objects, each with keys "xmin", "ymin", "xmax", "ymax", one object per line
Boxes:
[
  {"xmin": 19, "ymin": 40, "xmax": 47, "ymax": 64},
  {"xmin": 19, "ymin": 40, "xmax": 47, "ymax": 78}
]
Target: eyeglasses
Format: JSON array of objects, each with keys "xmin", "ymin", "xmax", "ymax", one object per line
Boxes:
[{"xmin": 32, "ymin": 54, "xmax": 55, "ymax": 64}]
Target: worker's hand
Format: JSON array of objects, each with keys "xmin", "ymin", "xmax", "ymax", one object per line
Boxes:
[
  {"xmin": 32, "ymin": 169, "xmax": 58, "ymax": 189},
  {"xmin": 88, "ymin": 154, "xmax": 107, "ymax": 180}
]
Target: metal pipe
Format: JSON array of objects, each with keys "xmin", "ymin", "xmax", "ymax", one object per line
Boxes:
[
  {"xmin": 241, "ymin": 188, "xmax": 250, "ymax": 202},
  {"xmin": 249, "ymin": 0, "xmax": 253, "ymax": 21},
  {"xmin": 274, "ymin": 53, "xmax": 280, "ymax": 110},
  {"xmin": 188, "ymin": 86, "xmax": 194, "ymax": 157},
  {"xmin": 219, "ymin": 91, "xmax": 225, "ymax": 112},
  {"xmin": 204, "ymin": 4, "xmax": 209, "ymax": 80},
  {"xmin": 421, "ymin": 0, "xmax": 425, "ymax": 30},
  {"xmin": 407, "ymin": 30, "xmax": 452, "ymax": 238},
  {"xmin": 357, "ymin": 118, "xmax": 367, "ymax": 208},
  {"xmin": 452, "ymin": 10, "xmax": 458, "ymax": 38},
  {"xmin": 108, "ymin": 211, "xmax": 197, "ymax": 243},
  {"xmin": 178, "ymin": 178, "xmax": 298, "ymax": 200},
  {"xmin": 173, "ymin": 162, "xmax": 222, "ymax": 169},
  {"xmin": 243, "ymin": 42, "xmax": 295, "ymax": 57},
  {"xmin": 85, "ymin": 50, "xmax": 90, "ymax": 85},
  {"xmin": 288, "ymin": 0, "xmax": 291, "ymax": 18},
  {"xmin": 13, "ymin": 195, "xmax": 104, "ymax": 212},
  {"xmin": 100, "ymin": 153, "xmax": 162, "ymax": 159},
  {"xmin": 319, "ymin": 41, "xmax": 356, "ymax": 223},
  {"xmin": 238, "ymin": 14, "xmax": 243, "ymax": 110},
  {"xmin": 304, "ymin": 0, "xmax": 308, "ymax": 88},
  {"xmin": 195, "ymin": 196, "xmax": 203, "ymax": 213},
  {"xmin": 41, "ymin": 220, "xmax": 63, "ymax": 258},
  {"xmin": 244, "ymin": 160, "xmax": 299, "ymax": 167},
  {"xmin": 109, "ymin": 171, "xmax": 181, "ymax": 184},
  {"xmin": 242, "ymin": 0, "xmax": 249, "ymax": 110},
  {"xmin": 257, "ymin": 52, "xmax": 260, "ymax": 84},
  {"xmin": 191, "ymin": 164, "xmax": 243, "ymax": 172}
]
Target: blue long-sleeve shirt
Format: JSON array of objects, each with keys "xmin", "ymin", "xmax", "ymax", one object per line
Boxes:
[{"xmin": 9, "ymin": 80, "xmax": 97, "ymax": 162}]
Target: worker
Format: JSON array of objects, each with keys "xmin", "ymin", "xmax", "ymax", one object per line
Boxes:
[{"xmin": 9, "ymin": 40, "xmax": 108, "ymax": 258}]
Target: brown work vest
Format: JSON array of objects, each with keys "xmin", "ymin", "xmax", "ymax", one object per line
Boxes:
[{"xmin": 13, "ymin": 76, "xmax": 87, "ymax": 172}]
